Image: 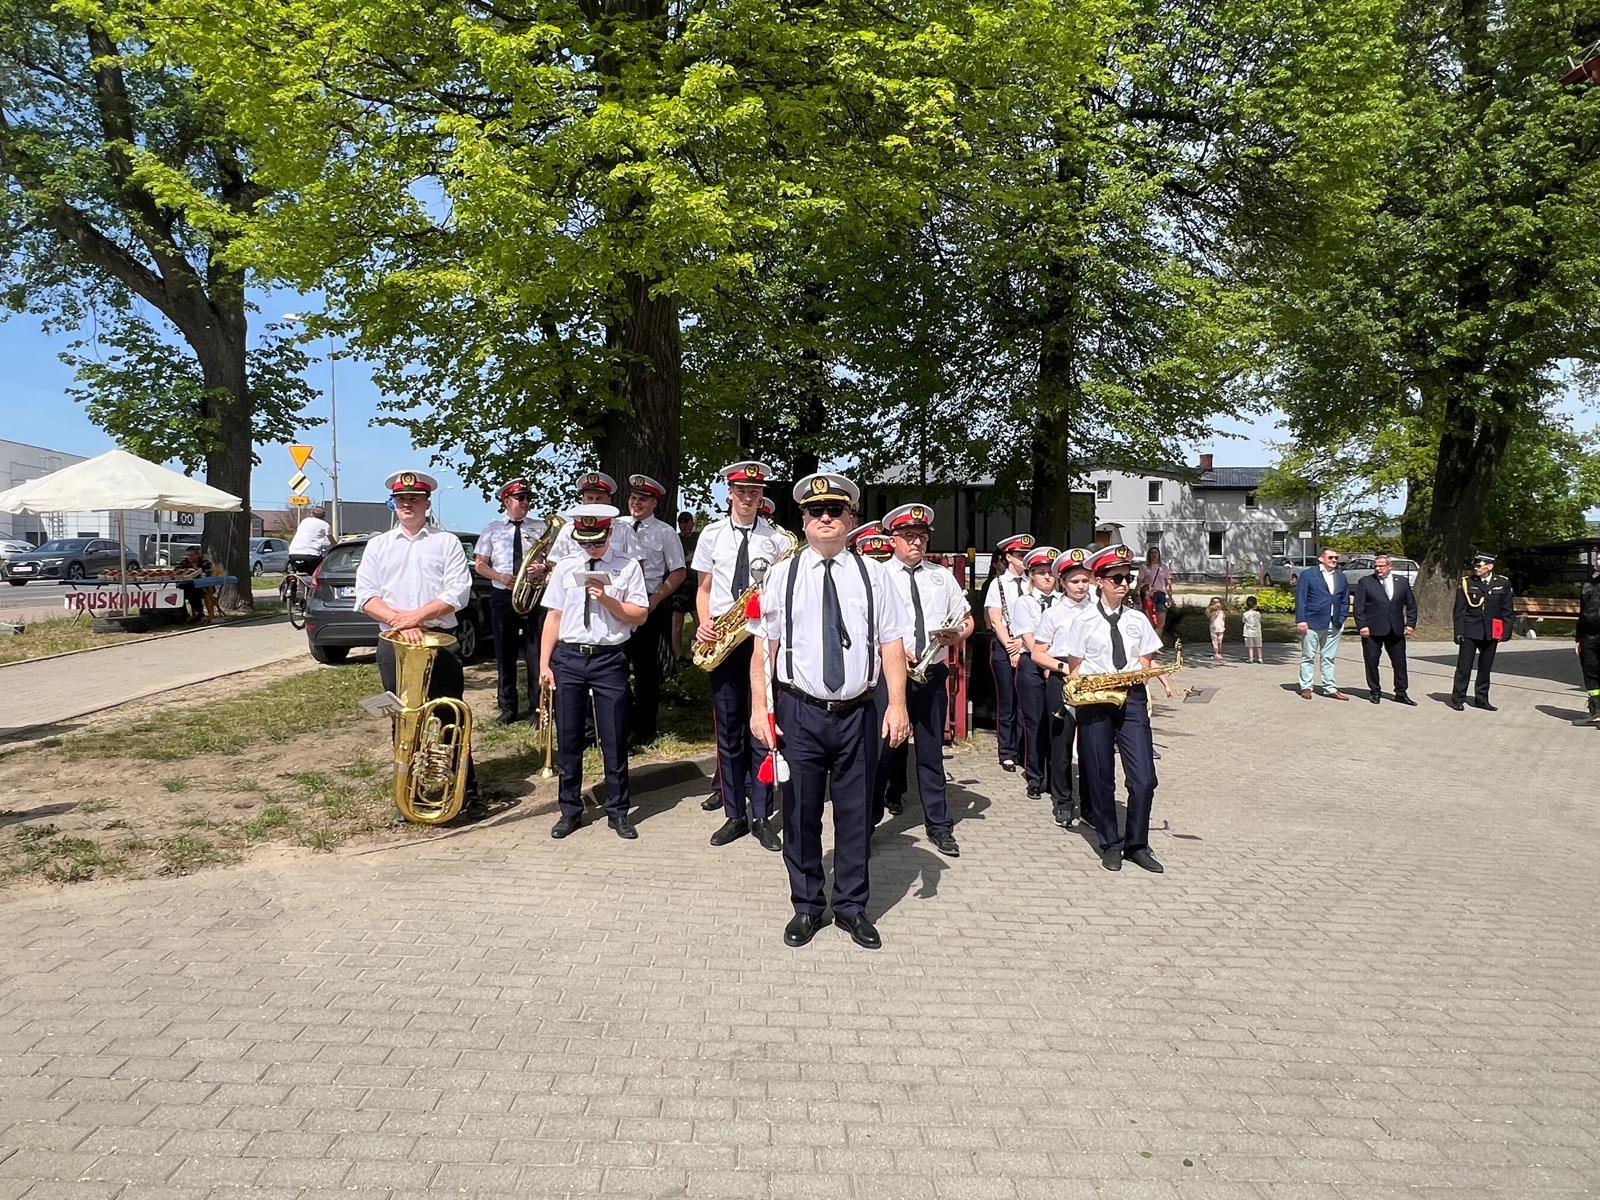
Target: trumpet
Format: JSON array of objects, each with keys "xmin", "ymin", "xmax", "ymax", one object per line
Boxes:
[
  {"xmin": 908, "ymin": 595, "xmax": 970, "ymax": 684},
  {"xmin": 534, "ymin": 679, "xmax": 556, "ymax": 779}
]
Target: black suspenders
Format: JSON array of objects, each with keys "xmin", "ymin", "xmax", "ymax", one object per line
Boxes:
[{"xmin": 783, "ymin": 550, "xmax": 877, "ymax": 691}]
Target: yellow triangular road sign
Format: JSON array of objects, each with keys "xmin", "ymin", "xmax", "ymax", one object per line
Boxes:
[{"xmin": 288, "ymin": 444, "xmax": 313, "ymax": 471}]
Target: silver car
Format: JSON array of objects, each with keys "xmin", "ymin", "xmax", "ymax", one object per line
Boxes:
[
  {"xmin": 249, "ymin": 537, "xmax": 291, "ymax": 574},
  {"xmin": 1265, "ymin": 554, "xmax": 1320, "ymax": 586},
  {"xmin": 1342, "ymin": 554, "xmax": 1420, "ymax": 590}
]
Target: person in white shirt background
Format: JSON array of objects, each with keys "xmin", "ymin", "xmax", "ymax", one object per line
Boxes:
[
  {"xmin": 983, "ymin": 533, "xmax": 1034, "ymax": 773},
  {"xmin": 1011, "ymin": 544, "xmax": 1062, "ymax": 802},
  {"xmin": 1029, "ymin": 548, "xmax": 1095, "ymax": 830},
  {"xmin": 286, "ymin": 503, "xmax": 333, "ymax": 574},
  {"xmin": 474, "ymin": 479, "xmax": 543, "ymax": 724},
  {"xmin": 621, "ymin": 474, "xmax": 686, "ymax": 748}
]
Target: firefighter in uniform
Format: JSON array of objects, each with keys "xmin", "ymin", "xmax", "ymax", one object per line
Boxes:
[
  {"xmin": 474, "ymin": 478, "xmax": 542, "ymax": 724},
  {"xmin": 355, "ymin": 470, "xmax": 485, "ymax": 822},
  {"xmin": 1029, "ymin": 548, "xmax": 1095, "ymax": 828},
  {"xmin": 1065, "ymin": 544, "xmax": 1166, "ymax": 873},
  {"xmin": 692, "ymin": 461, "xmax": 786, "ymax": 850},
  {"xmin": 621, "ymin": 474, "xmax": 686, "ymax": 747},
  {"xmin": 1450, "ymin": 551, "xmax": 1515, "ymax": 711},
  {"xmin": 984, "ymin": 533, "xmax": 1034, "ymax": 772},
  {"xmin": 1011, "ymin": 544, "xmax": 1061, "ymax": 800},
  {"xmin": 538, "ymin": 504, "xmax": 648, "ymax": 839},
  {"xmin": 871, "ymin": 503, "xmax": 971, "ymax": 856},
  {"xmin": 750, "ymin": 473, "xmax": 912, "ymax": 949}
]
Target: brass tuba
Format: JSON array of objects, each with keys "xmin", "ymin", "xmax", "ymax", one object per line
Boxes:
[
  {"xmin": 691, "ymin": 528, "xmax": 800, "ymax": 672},
  {"xmin": 511, "ymin": 514, "xmax": 565, "ymax": 615},
  {"xmin": 1061, "ymin": 643, "xmax": 1184, "ymax": 709},
  {"xmin": 384, "ymin": 630, "xmax": 474, "ymax": 824}
]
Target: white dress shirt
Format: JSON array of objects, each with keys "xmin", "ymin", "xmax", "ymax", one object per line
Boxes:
[
  {"xmin": 982, "ymin": 572, "xmax": 1029, "ymax": 626},
  {"xmin": 354, "ymin": 525, "xmax": 473, "ymax": 631},
  {"xmin": 692, "ymin": 516, "xmax": 787, "ymax": 618},
  {"xmin": 287, "ymin": 516, "xmax": 332, "ymax": 556},
  {"xmin": 624, "ymin": 514, "xmax": 686, "ymax": 594},
  {"xmin": 1322, "ymin": 566, "xmax": 1337, "ymax": 593},
  {"xmin": 542, "ymin": 548, "xmax": 648, "ymax": 646},
  {"xmin": 1063, "ymin": 602, "xmax": 1164, "ymax": 674},
  {"xmin": 1381, "ymin": 574, "xmax": 1394, "ymax": 600},
  {"xmin": 1033, "ymin": 594, "xmax": 1093, "ymax": 658},
  {"xmin": 1010, "ymin": 590, "xmax": 1064, "ymax": 639},
  {"xmin": 476, "ymin": 516, "xmax": 548, "ymax": 590},
  {"xmin": 547, "ymin": 518, "xmax": 641, "ymax": 565},
  {"xmin": 887, "ymin": 559, "xmax": 969, "ymax": 667},
  {"xmin": 751, "ymin": 547, "xmax": 913, "ymax": 701}
]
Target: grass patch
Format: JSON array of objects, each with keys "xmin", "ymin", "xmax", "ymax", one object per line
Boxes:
[
  {"xmin": 3, "ymin": 825, "xmax": 126, "ymax": 883},
  {"xmin": 239, "ymin": 804, "xmax": 296, "ymax": 841},
  {"xmin": 159, "ymin": 834, "xmax": 227, "ymax": 876},
  {"xmin": 160, "ymin": 775, "xmax": 191, "ymax": 794},
  {"xmin": 0, "ymin": 616, "xmax": 149, "ymax": 665},
  {"xmin": 298, "ymin": 825, "xmax": 346, "ymax": 852},
  {"xmin": 56, "ymin": 663, "xmax": 382, "ymax": 761},
  {"xmin": 78, "ymin": 799, "xmax": 113, "ymax": 814}
]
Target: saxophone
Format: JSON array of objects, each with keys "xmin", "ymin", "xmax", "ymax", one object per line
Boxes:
[
  {"xmin": 692, "ymin": 527, "xmax": 800, "ymax": 672},
  {"xmin": 511, "ymin": 514, "xmax": 564, "ymax": 615},
  {"xmin": 1062, "ymin": 643, "xmax": 1184, "ymax": 709},
  {"xmin": 385, "ymin": 630, "xmax": 474, "ymax": 824}
]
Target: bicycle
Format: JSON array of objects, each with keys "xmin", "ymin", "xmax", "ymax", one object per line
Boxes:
[{"xmin": 280, "ymin": 556, "xmax": 319, "ymax": 630}]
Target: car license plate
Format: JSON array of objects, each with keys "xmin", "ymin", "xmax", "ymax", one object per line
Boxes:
[
  {"xmin": 13, "ymin": 564, "xmax": 34, "ymax": 574},
  {"xmin": 335, "ymin": 586, "xmax": 355, "ymax": 599}
]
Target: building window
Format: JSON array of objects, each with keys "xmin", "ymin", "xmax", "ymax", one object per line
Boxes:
[
  {"xmin": 1147, "ymin": 480, "xmax": 1162, "ymax": 504},
  {"xmin": 1271, "ymin": 530, "xmax": 1288, "ymax": 555},
  {"xmin": 1208, "ymin": 530, "xmax": 1224, "ymax": 557},
  {"xmin": 1095, "ymin": 480, "xmax": 1111, "ymax": 501},
  {"xmin": 1245, "ymin": 491, "xmax": 1258, "ymax": 509}
]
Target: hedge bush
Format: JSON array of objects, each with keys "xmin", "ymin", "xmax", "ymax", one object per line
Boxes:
[{"xmin": 1242, "ymin": 586, "xmax": 1296, "ymax": 614}]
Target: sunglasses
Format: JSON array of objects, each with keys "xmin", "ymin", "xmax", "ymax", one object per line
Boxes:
[
  {"xmin": 1101, "ymin": 573, "xmax": 1133, "ymax": 585},
  {"xmin": 802, "ymin": 502, "xmax": 849, "ymax": 520}
]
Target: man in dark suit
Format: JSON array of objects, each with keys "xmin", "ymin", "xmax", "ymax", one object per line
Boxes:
[
  {"xmin": 1293, "ymin": 547, "xmax": 1351, "ymax": 700},
  {"xmin": 1353, "ymin": 553, "xmax": 1419, "ymax": 705}
]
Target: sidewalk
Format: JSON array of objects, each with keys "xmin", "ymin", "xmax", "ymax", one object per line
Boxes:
[{"xmin": 0, "ymin": 614, "xmax": 307, "ymax": 741}]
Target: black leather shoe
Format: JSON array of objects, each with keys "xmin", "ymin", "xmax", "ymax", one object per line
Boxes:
[
  {"xmin": 496, "ymin": 711, "xmax": 519, "ymax": 726},
  {"xmin": 930, "ymin": 831, "xmax": 960, "ymax": 857},
  {"xmin": 1053, "ymin": 804, "xmax": 1075, "ymax": 829},
  {"xmin": 1473, "ymin": 700, "xmax": 1497, "ymax": 711},
  {"xmin": 700, "ymin": 792, "xmax": 723, "ymax": 811},
  {"xmin": 710, "ymin": 816, "xmax": 749, "ymax": 846},
  {"xmin": 751, "ymin": 816, "xmax": 781, "ymax": 852},
  {"xmin": 608, "ymin": 814, "xmax": 638, "ymax": 839},
  {"xmin": 1368, "ymin": 694, "xmax": 1381, "ymax": 705},
  {"xmin": 1025, "ymin": 787, "xmax": 1042, "ymax": 799},
  {"xmin": 834, "ymin": 911, "xmax": 882, "ymax": 949},
  {"xmin": 1395, "ymin": 693, "xmax": 1418, "ymax": 706},
  {"xmin": 1448, "ymin": 698, "xmax": 1465, "ymax": 711},
  {"xmin": 455, "ymin": 798, "xmax": 489, "ymax": 824},
  {"xmin": 885, "ymin": 796, "xmax": 904, "ymax": 816},
  {"xmin": 1100, "ymin": 848, "xmax": 1123, "ymax": 872},
  {"xmin": 551, "ymin": 812, "xmax": 584, "ymax": 839},
  {"xmin": 783, "ymin": 912, "xmax": 826, "ymax": 947},
  {"xmin": 1126, "ymin": 848, "xmax": 1165, "ymax": 873},
  {"xmin": 1000, "ymin": 760, "xmax": 1018, "ymax": 773}
]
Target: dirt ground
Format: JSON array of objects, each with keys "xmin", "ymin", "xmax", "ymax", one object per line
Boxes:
[{"xmin": 0, "ymin": 653, "xmax": 714, "ymax": 891}]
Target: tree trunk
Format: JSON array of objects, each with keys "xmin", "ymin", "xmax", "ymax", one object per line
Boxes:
[
  {"xmin": 1028, "ymin": 150, "xmax": 1083, "ymax": 548},
  {"xmin": 596, "ymin": 273, "xmax": 682, "ymax": 509}
]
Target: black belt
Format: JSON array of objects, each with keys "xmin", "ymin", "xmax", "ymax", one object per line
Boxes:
[
  {"xmin": 560, "ymin": 642, "xmax": 625, "ymax": 657},
  {"xmin": 778, "ymin": 683, "xmax": 873, "ymax": 714}
]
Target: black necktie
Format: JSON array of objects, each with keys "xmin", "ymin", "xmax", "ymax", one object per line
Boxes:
[
  {"xmin": 1041, "ymin": 595, "xmax": 1054, "ymax": 609},
  {"xmin": 822, "ymin": 558, "xmax": 847, "ymax": 692},
  {"xmin": 634, "ymin": 519, "xmax": 642, "ymax": 531},
  {"xmin": 732, "ymin": 526, "xmax": 752, "ymax": 594},
  {"xmin": 1014, "ymin": 577, "xmax": 1023, "ymax": 596},
  {"xmin": 1103, "ymin": 604, "xmax": 1127, "ymax": 669},
  {"xmin": 511, "ymin": 521, "xmax": 523, "ymax": 575},
  {"xmin": 905, "ymin": 565, "xmax": 925, "ymax": 657},
  {"xmin": 583, "ymin": 585, "xmax": 592, "ymax": 630}
]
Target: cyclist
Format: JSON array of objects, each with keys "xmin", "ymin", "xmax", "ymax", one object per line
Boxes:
[{"xmin": 286, "ymin": 504, "xmax": 333, "ymax": 576}]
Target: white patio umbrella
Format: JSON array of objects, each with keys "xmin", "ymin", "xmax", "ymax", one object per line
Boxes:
[{"xmin": 0, "ymin": 448, "xmax": 242, "ymax": 614}]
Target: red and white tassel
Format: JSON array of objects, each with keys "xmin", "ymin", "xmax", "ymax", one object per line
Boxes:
[{"xmin": 756, "ymin": 632, "xmax": 788, "ymax": 784}]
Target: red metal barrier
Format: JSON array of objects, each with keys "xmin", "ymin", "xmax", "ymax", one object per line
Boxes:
[{"xmin": 928, "ymin": 552, "xmax": 971, "ymax": 743}]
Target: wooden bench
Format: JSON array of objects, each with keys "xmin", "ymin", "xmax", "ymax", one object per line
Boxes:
[{"xmin": 1514, "ymin": 596, "xmax": 1580, "ymax": 620}]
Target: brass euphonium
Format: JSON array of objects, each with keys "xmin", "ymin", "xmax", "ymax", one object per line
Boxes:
[
  {"xmin": 384, "ymin": 630, "xmax": 474, "ymax": 825},
  {"xmin": 534, "ymin": 679, "xmax": 556, "ymax": 779},
  {"xmin": 511, "ymin": 514, "xmax": 565, "ymax": 616},
  {"xmin": 1062, "ymin": 642, "xmax": 1184, "ymax": 709},
  {"xmin": 691, "ymin": 528, "xmax": 800, "ymax": 672}
]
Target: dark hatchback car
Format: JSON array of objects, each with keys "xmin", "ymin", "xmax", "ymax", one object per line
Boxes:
[
  {"xmin": 302, "ymin": 531, "xmax": 494, "ymax": 665},
  {"xmin": 3, "ymin": 538, "xmax": 139, "ymax": 584}
]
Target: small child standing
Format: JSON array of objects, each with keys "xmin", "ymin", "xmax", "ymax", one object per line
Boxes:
[
  {"xmin": 1207, "ymin": 597, "xmax": 1227, "ymax": 660},
  {"xmin": 1241, "ymin": 595, "xmax": 1264, "ymax": 663}
]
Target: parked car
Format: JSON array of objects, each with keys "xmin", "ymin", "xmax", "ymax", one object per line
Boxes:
[
  {"xmin": 249, "ymin": 536, "xmax": 291, "ymax": 575},
  {"xmin": 1340, "ymin": 554, "xmax": 1421, "ymax": 591},
  {"xmin": 3, "ymin": 538, "xmax": 139, "ymax": 585},
  {"xmin": 1265, "ymin": 554, "xmax": 1319, "ymax": 587},
  {"xmin": 0, "ymin": 538, "xmax": 33, "ymax": 568},
  {"xmin": 146, "ymin": 532, "xmax": 204, "ymax": 565},
  {"xmin": 301, "ymin": 531, "xmax": 491, "ymax": 665}
]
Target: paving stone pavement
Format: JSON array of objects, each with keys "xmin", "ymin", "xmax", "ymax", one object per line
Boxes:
[{"xmin": 2, "ymin": 637, "xmax": 1598, "ymax": 1199}]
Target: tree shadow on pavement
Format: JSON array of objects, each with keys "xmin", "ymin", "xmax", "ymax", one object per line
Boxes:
[
  {"xmin": 1535, "ymin": 704, "xmax": 1596, "ymax": 726},
  {"xmin": 1414, "ymin": 646, "xmax": 1584, "ymax": 684}
]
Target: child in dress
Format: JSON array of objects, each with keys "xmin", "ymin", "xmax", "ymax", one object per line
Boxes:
[
  {"xmin": 1207, "ymin": 597, "xmax": 1226, "ymax": 660},
  {"xmin": 1241, "ymin": 595, "xmax": 1264, "ymax": 663}
]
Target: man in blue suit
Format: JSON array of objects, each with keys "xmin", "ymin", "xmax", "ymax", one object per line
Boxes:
[{"xmin": 1294, "ymin": 547, "xmax": 1350, "ymax": 700}]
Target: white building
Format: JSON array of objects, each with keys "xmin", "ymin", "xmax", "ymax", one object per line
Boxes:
[
  {"xmin": 1, "ymin": 438, "xmax": 162, "ymax": 551},
  {"xmin": 1083, "ymin": 454, "xmax": 1311, "ymax": 578}
]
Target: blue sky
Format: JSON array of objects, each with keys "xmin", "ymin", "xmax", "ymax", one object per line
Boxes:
[{"xmin": 2, "ymin": 307, "xmax": 1319, "ymax": 532}]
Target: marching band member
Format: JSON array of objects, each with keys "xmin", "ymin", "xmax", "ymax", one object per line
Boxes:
[
  {"xmin": 1030, "ymin": 548, "xmax": 1094, "ymax": 828},
  {"xmin": 872, "ymin": 503, "xmax": 972, "ymax": 856},
  {"xmin": 622, "ymin": 474, "xmax": 686, "ymax": 747},
  {"xmin": 855, "ymin": 531, "xmax": 894, "ymax": 562},
  {"xmin": 750, "ymin": 473, "xmax": 912, "ymax": 949},
  {"xmin": 1011, "ymin": 545, "xmax": 1061, "ymax": 800},
  {"xmin": 539, "ymin": 504, "xmax": 649, "ymax": 840},
  {"xmin": 474, "ymin": 478, "xmax": 542, "ymax": 724},
  {"xmin": 355, "ymin": 470, "xmax": 485, "ymax": 823},
  {"xmin": 984, "ymin": 533, "xmax": 1034, "ymax": 773},
  {"xmin": 1064, "ymin": 544, "xmax": 1165, "ymax": 873},
  {"xmin": 546, "ymin": 470, "xmax": 642, "ymax": 563},
  {"xmin": 692, "ymin": 461, "xmax": 786, "ymax": 850},
  {"xmin": 847, "ymin": 521, "xmax": 885, "ymax": 554}
]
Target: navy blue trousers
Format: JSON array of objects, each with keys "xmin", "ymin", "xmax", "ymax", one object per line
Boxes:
[
  {"xmin": 552, "ymin": 643, "xmax": 631, "ymax": 820},
  {"xmin": 489, "ymin": 589, "xmax": 539, "ymax": 717},
  {"xmin": 1076, "ymin": 685, "xmax": 1158, "ymax": 856},
  {"xmin": 871, "ymin": 668, "xmax": 953, "ymax": 835},
  {"xmin": 710, "ymin": 639, "xmax": 771, "ymax": 820},
  {"xmin": 778, "ymin": 689, "xmax": 875, "ymax": 918},
  {"xmin": 1046, "ymin": 677, "xmax": 1082, "ymax": 815},
  {"xmin": 989, "ymin": 638, "xmax": 1021, "ymax": 764},
  {"xmin": 1017, "ymin": 658, "xmax": 1049, "ymax": 790}
]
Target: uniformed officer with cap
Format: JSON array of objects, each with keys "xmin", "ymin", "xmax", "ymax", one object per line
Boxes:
[
  {"xmin": 475, "ymin": 478, "xmax": 543, "ymax": 724},
  {"xmin": 1450, "ymin": 551, "xmax": 1515, "ymax": 711},
  {"xmin": 1064, "ymin": 544, "xmax": 1166, "ymax": 872},
  {"xmin": 1011, "ymin": 544, "xmax": 1062, "ymax": 801},
  {"xmin": 751, "ymin": 473, "xmax": 912, "ymax": 949},
  {"xmin": 622, "ymin": 474, "xmax": 686, "ymax": 747},
  {"xmin": 1029, "ymin": 548, "xmax": 1095, "ymax": 828},
  {"xmin": 872, "ymin": 502, "xmax": 971, "ymax": 856},
  {"xmin": 984, "ymin": 533, "xmax": 1035, "ymax": 772},
  {"xmin": 692, "ymin": 461, "xmax": 788, "ymax": 850},
  {"xmin": 355, "ymin": 470, "xmax": 485, "ymax": 822},
  {"xmin": 539, "ymin": 504, "xmax": 649, "ymax": 839},
  {"xmin": 547, "ymin": 470, "xmax": 642, "ymax": 564}
]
